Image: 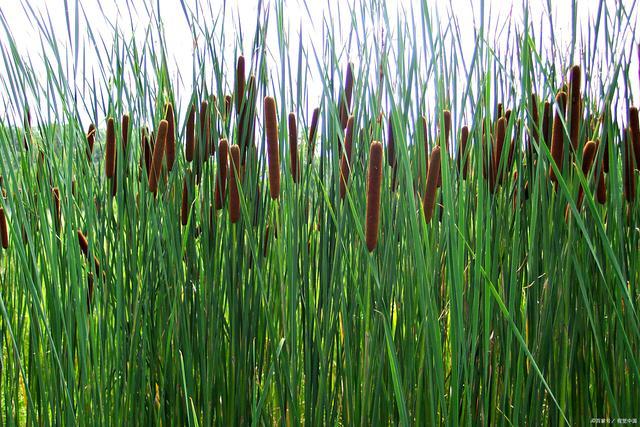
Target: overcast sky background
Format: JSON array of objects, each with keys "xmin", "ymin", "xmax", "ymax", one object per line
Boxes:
[{"xmin": 0, "ymin": 0, "xmax": 638, "ymax": 128}]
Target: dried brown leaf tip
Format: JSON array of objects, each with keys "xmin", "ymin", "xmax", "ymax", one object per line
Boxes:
[
  {"xmin": 365, "ymin": 141, "xmax": 383, "ymax": 252},
  {"xmin": 264, "ymin": 96, "xmax": 280, "ymax": 200}
]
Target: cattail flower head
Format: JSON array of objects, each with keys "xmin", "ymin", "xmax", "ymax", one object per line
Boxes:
[
  {"xmin": 165, "ymin": 103, "xmax": 176, "ymax": 171},
  {"xmin": 623, "ymin": 128, "xmax": 636, "ymax": 202},
  {"xmin": 339, "ymin": 115, "xmax": 355, "ymax": 199},
  {"xmin": 0, "ymin": 207, "xmax": 8, "ymax": 249},
  {"xmin": 365, "ymin": 141, "xmax": 383, "ymax": 252},
  {"xmin": 214, "ymin": 139, "xmax": 229, "ymax": 210},
  {"xmin": 458, "ymin": 125, "xmax": 469, "ymax": 179},
  {"xmin": 185, "ymin": 103, "xmax": 196, "ymax": 162},
  {"xmin": 229, "ymin": 144, "xmax": 241, "ymax": 223},
  {"xmin": 549, "ymin": 91, "xmax": 568, "ymax": 184},
  {"xmin": 491, "ymin": 116, "xmax": 507, "ymax": 191},
  {"xmin": 629, "ymin": 107, "xmax": 640, "ymax": 170},
  {"xmin": 288, "ymin": 112, "xmax": 299, "ymax": 183},
  {"xmin": 442, "ymin": 109, "xmax": 452, "ymax": 144},
  {"xmin": 199, "ymin": 100, "xmax": 210, "ymax": 160},
  {"xmin": 576, "ymin": 140, "xmax": 597, "ymax": 209},
  {"xmin": 339, "ymin": 62, "xmax": 354, "ymax": 129},
  {"xmin": 122, "ymin": 114, "xmax": 130, "ymax": 151},
  {"xmin": 149, "ymin": 120, "xmax": 169, "ymax": 194},
  {"xmin": 105, "ymin": 117, "xmax": 116, "ymax": 178},
  {"xmin": 423, "ymin": 146, "xmax": 441, "ymax": 224},
  {"xmin": 542, "ymin": 101, "xmax": 552, "ymax": 144},
  {"xmin": 568, "ymin": 65, "xmax": 582, "ymax": 152},
  {"xmin": 87, "ymin": 124, "xmax": 96, "ymax": 160},
  {"xmin": 308, "ymin": 107, "xmax": 320, "ymax": 160},
  {"xmin": 235, "ymin": 56, "xmax": 246, "ymax": 114},
  {"xmin": 264, "ymin": 96, "xmax": 281, "ymax": 199}
]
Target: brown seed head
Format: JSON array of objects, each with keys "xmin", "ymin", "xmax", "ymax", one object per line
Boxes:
[
  {"xmin": 549, "ymin": 91, "xmax": 568, "ymax": 184},
  {"xmin": 185, "ymin": 103, "xmax": 196, "ymax": 162},
  {"xmin": 365, "ymin": 141, "xmax": 383, "ymax": 252},
  {"xmin": 576, "ymin": 140, "xmax": 597, "ymax": 209},
  {"xmin": 569, "ymin": 65, "xmax": 582, "ymax": 152},
  {"xmin": 308, "ymin": 107, "xmax": 320, "ymax": 159},
  {"xmin": 264, "ymin": 96, "xmax": 281, "ymax": 199},
  {"xmin": 288, "ymin": 112, "xmax": 299, "ymax": 183},
  {"xmin": 458, "ymin": 125, "xmax": 469, "ymax": 179},
  {"xmin": 229, "ymin": 144, "xmax": 241, "ymax": 223},
  {"xmin": 423, "ymin": 146, "xmax": 441, "ymax": 224},
  {"xmin": 149, "ymin": 120, "xmax": 169, "ymax": 194},
  {"xmin": 122, "ymin": 114, "xmax": 130, "ymax": 151},
  {"xmin": 105, "ymin": 117, "xmax": 116, "ymax": 178},
  {"xmin": 165, "ymin": 103, "xmax": 176, "ymax": 171},
  {"xmin": 629, "ymin": 107, "xmax": 640, "ymax": 170},
  {"xmin": 623, "ymin": 128, "xmax": 636, "ymax": 203},
  {"xmin": 235, "ymin": 56, "xmax": 246, "ymax": 114},
  {"xmin": 0, "ymin": 208, "xmax": 8, "ymax": 249}
]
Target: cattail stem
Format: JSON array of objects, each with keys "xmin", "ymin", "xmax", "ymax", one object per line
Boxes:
[
  {"xmin": 229, "ymin": 145, "xmax": 241, "ymax": 223},
  {"xmin": 264, "ymin": 96, "xmax": 281, "ymax": 199},
  {"xmin": 0, "ymin": 208, "xmax": 8, "ymax": 249},
  {"xmin": 215, "ymin": 139, "xmax": 229, "ymax": 210},
  {"xmin": 365, "ymin": 141, "xmax": 383, "ymax": 252},
  {"xmin": 105, "ymin": 117, "xmax": 116, "ymax": 178},
  {"xmin": 288, "ymin": 113, "xmax": 299, "ymax": 183},
  {"xmin": 141, "ymin": 127, "xmax": 152, "ymax": 180},
  {"xmin": 165, "ymin": 103, "xmax": 176, "ymax": 171},
  {"xmin": 423, "ymin": 146, "xmax": 441, "ymax": 224},
  {"xmin": 339, "ymin": 116, "xmax": 355, "ymax": 199},
  {"xmin": 185, "ymin": 103, "xmax": 196, "ymax": 162},
  {"xmin": 149, "ymin": 120, "xmax": 169, "ymax": 194}
]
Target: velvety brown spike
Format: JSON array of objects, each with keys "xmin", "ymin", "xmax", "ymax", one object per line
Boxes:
[
  {"xmin": 442, "ymin": 110, "xmax": 452, "ymax": 144},
  {"xmin": 229, "ymin": 144, "xmax": 241, "ymax": 223},
  {"xmin": 235, "ymin": 56, "xmax": 246, "ymax": 114},
  {"xmin": 596, "ymin": 161, "xmax": 607, "ymax": 204},
  {"xmin": 181, "ymin": 177, "xmax": 189, "ymax": 226},
  {"xmin": 542, "ymin": 101, "xmax": 552, "ymax": 144},
  {"xmin": 225, "ymin": 95, "xmax": 232, "ymax": 119},
  {"xmin": 263, "ymin": 224, "xmax": 271, "ymax": 257},
  {"xmin": 491, "ymin": 117, "xmax": 507, "ymax": 192},
  {"xmin": 549, "ymin": 92, "xmax": 568, "ymax": 184},
  {"xmin": 165, "ymin": 103, "xmax": 176, "ymax": 171},
  {"xmin": 339, "ymin": 63, "xmax": 354, "ymax": 129},
  {"xmin": 365, "ymin": 141, "xmax": 383, "ymax": 252},
  {"xmin": 87, "ymin": 273, "xmax": 94, "ymax": 311},
  {"xmin": 288, "ymin": 112, "xmax": 299, "ymax": 183},
  {"xmin": 77, "ymin": 230, "xmax": 100, "ymax": 273},
  {"xmin": 623, "ymin": 128, "xmax": 635, "ymax": 203},
  {"xmin": 576, "ymin": 140, "xmax": 598, "ymax": 209},
  {"xmin": 423, "ymin": 146, "xmax": 441, "ymax": 224},
  {"xmin": 52, "ymin": 187, "xmax": 61, "ymax": 226},
  {"xmin": 420, "ymin": 115, "xmax": 429, "ymax": 191},
  {"xmin": 121, "ymin": 114, "xmax": 130, "ymax": 151},
  {"xmin": 387, "ymin": 116, "xmax": 396, "ymax": 167},
  {"xmin": 529, "ymin": 93, "xmax": 539, "ymax": 147},
  {"xmin": 264, "ymin": 96, "xmax": 281, "ymax": 199},
  {"xmin": 185, "ymin": 103, "xmax": 196, "ymax": 162},
  {"xmin": 87, "ymin": 124, "xmax": 96, "ymax": 160},
  {"xmin": 458, "ymin": 125, "xmax": 469, "ymax": 179},
  {"xmin": 105, "ymin": 117, "xmax": 116, "ymax": 179},
  {"xmin": 199, "ymin": 100, "xmax": 210, "ymax": 160},
  {"xmin": 630, "ymin": 107, "xmax": 640, "ymax": 170},
  {"xmin": 339, "ymin": 116, "xmax": 355, "ymax": 199},
  {"xmin": 0, "ymin": 208, "xmax": 8, "ymax": 249},
  {"xmin": 214, "ymin": 139, "xmax": 229, "ymax": 210},
  {"xmin": 141, "ymin": 128, "xmax": 152, "ymax": 179},
  {"xmin": 568, "ymin": 65, "xmax": 582, "ymax": 152},
  {"xmin": 308, "ymin": 107, "xmax": 320, "ymax": 159},
  {"xmin": 149, "ymin": 120, "xmax": 169, "ymax": 194}
]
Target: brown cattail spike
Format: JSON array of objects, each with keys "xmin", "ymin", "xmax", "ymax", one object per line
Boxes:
[
  {"xmin": 549, "ymin": 91, "xmax": 568, "ymax": 184},
  {"xmin": 308, "ymin": 107, "xmax": 320, "ymax": 160},
  {"xmin": 423, "ymin": 146, "xmax": 441, "ymax": 224},
  {"xmin": 214, "ymin": 139, "xmax": 229, "ymax": 210},
  {"xmin": 149, "ymin": 120, "xmax": 169, "ymax": 194},
  {"xmin": 235, "ymin": 56, "xmax": 246, "ymax": 114},
  {"xmin": 568, "ymin": 65, "xmax": 582, "ymax": 152},
  {"xmin": 387, "ymin": 115, "xmax": 396, "ymax": 167},
  {"xmin": 442, "ymin": 110, "xmax": 452, "ymax": 144},
  {"xmin": 288, "ymin": 112, "xmax": 299, "ymax": 183},
  {"xmin": 229, "ymin": 145, "xmax": 241, "ymax": 223},
  {"xmin": 576, "ymin": 140, "xmax": 597, "ymax": 209},
  {"xmin": 623, "ymin": 128, "xmax": 635, "ymax": 203},
  {"xmin": 122, "ymin": 114, "xmax": 130, "ymax": 151},
  {"xmin": 491, "ymin": 117, "xmax": 507, "ymax": 191},
  {"xmin": 181, "ymin": 178, "xmax": 189, "ymax": 226},
  {"xmin": 365, "ymin": 141, "xmax": 383, "ymax": 252},
  {"xmin": 340, "ymin": 116, "xmax": 355, "ymax": 199},
  {"xmin": 458, "ymin": 125, "xmax": 469, "ymax": 179},
  {"xmin": 141, "ymin": 128, "xmax": 152, "ymax": 179},
  {"xmin": 105, "ymin": 117, "xmax": 116, "ymax": 178},
  {"xmin": 165, "ymin": 103, "xmax": 176, "ymax": 171},
  {"xmin": 52, "ymin": 187, "xmax": 61, "ymax": 226},
  {"xmin": 185, "ymin": 103, "xmax": 196, "ymax": 162},
  {"xmin": 224, "ymin": 95, "xmax": 232, "ymax": 120},
  {"xmin": 629, "ymin": 107, "xmax": 640, "ymax": 170},
  {"xmin": 264, "ymin": 96, "xmax": 281, "ymax": 199},
  {"xmin": 199, "ymin": 101, "xmax": 210, "ymax": 160},
  {"xmin": 87, "ymin": 124, "xmax": 96, "ymax": 160},
  {"xmin": 0, "ymin": 208, "xmax": 8, "ymax": 249},
  {"xmin": 339, "ymin": 63, "xmax": 354, "ymax": 129}
]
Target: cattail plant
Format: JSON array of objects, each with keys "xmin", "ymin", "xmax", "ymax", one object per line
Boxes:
[
  {"xmin": 365, "ymin": 141, "xmax": 383, "ymax": 252},
  {"xmin": 214, "ymin": 139, "xmax": 229, "ymax": 210},
  {"xmin": 288, "ymin": 112, "xmax": 299, "ymax": 183},
  {"xmin": 568, "ymin": 65, "xmax": 582, "ymax": 153},
  {"xmin": 549, "ymin": 91, "xmax": 568, "ymax": 184},
  {"xmin": 0, "ymin": 207, "xmax": 8, "ymax": 249},
  {"xmin": 181, "ymin": 177, "xmax": 189, "ymax": 226},
  {"xmin": 87, "ymin": 124, "xmax": 96, "ymax": 160},
  {"xmin": 264, "ymin": 96, "xmax": 280, "ymax": 199},
  {"xmin": 149, "ymin": 120, "xmax": 169, "ymax": 194},
  {"xmin": 105, "ymin": 117, "xmax": 116, "ymax": 178},
  {"xmin": 623, "ymin": 128, "xmax": 635, "ymax": 202},
  {"xmin": 165, "ymin": 103, "xmax": 176, "ymax": 171},
  {"xmin": 308, "ymin": 107, "xmax": 320, "ymax": 161},
  {"xmin": 423, "ymin": 146, "xmax": 441, "ymax": 224},
  {"xmin": 185, "ymin": 103, "xmax": 196, "ymax": 162},
  {"xmin": 339, "ymin": 62, "xmax": 354, "ymax": 129},
  {"xmin": 630, "ymin": 107, "xmax": 640, "ymax": 169},
  {"xmin": 229, "ymin": 144, "xmax": 241, "ymax": 223},
  {"xmin": 339, "ymin": 116, "xmax": 355, "ymax": 199}
]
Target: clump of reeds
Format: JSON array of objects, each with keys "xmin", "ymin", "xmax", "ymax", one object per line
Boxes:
[
  {"xmin": 423, "ymin": 146, "xmax": 441, "ymax": 224},
  {"xmin": 0, "ymin": 207, "xmax": 8, "ymax": 249},
  {"xmin": 185, "ymin": 103, "xmax": 196, "ymax": 162},
  {"xmin": 264, "ymin": 96, "xmax": 280, "ymax": 199},
  {"xmin": 105, "ymin": 117, "xmax": 116, "ymax": 178},
  {"xmin": 365, "ymin": 141, "xmax": 383, "ymax": 252},
  {"xmin": 568, "ymin": 65, "xmax": 582, "ymax": 153},
  {"xmin": 149, "ymin": 120, "xmax": 168, "ymax": 194},
  {"xmin": 623, "ymin": 128, "xmax": 635, "ymax": 202},
  {"xmin": 229, "ymin": 145, "xmax": 241, "ymax": 223},
  {"xmin": 288, "ymin": 112, "xmax": 299, "ymax": 183},
  {"xmin": 339, "ymin": 63, "xmax": 354, "ymax": 129},
  {"xmin": 215, "ymin": 139, "xmax": 229, "ymax": 210},
  {"xmin": 181, "ymin": 177, "xmax": 189, "ymax": 226},
  {"xmin": 339, "ymin": 115, "xmax": 355, "ymax": 199},
  {"xmin": 308, "ymin": 107, "xmax": 320, "ymax": 161},
  {"xmin": 165, "ymin": 103, "xmax": 176, "ymax": 171},
  {"xmin": 549, "ymin": 91, "xmax": 568, "ymax": 185},
  {"xmin": 87, "ymin": 124, "xmax": 96, "ymax": 160}
]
